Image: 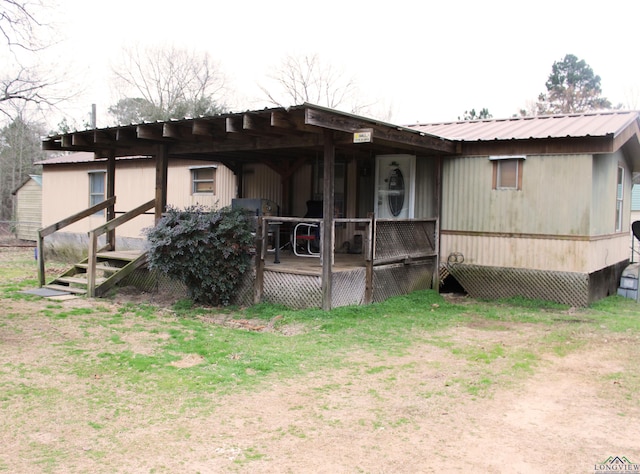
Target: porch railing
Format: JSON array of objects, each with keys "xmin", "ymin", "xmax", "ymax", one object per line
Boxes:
[
  {"xmin": 254, "ymin": 216, "xmax": 438, "ymax": 309},
  {"xmin": 37, "ymin": 197, "xmax": 155, "ymax": 296},
  {"xmin": 37, "ymin": 196, "xmax": 116, "ymax": 287},
  {"xmin": 86, "ymin": 199, "xmax": 155, "ymax": 296}
]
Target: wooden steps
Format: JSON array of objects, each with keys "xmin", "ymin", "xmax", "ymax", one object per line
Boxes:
[{"xmin": 43, "ymin": 249, "xmax": 147, "ymax": 297}]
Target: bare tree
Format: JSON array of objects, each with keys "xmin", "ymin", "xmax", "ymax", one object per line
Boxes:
[
  {"xmin": 260, "ymin": 53, "xmax": 370, "ymax": 114},
  {"xmin": 0, "ymin": 0, "xmax": 48, "ymax": 51},
  {"xmin": 0, "ymin": 0, "xmax": 64, "ymax": 121},
  {"xmin": 109, "ymin": 44, "xmax": 228, "ymax": 123}
]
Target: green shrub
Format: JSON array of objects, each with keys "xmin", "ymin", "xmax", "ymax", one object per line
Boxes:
[{"xmin": 146, "ymin": 205, "xmax": 255, "ymax": 305}]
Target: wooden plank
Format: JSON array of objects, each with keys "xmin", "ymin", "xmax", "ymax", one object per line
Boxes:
[
  {"xmin": 94, "ymin": 253, "xmax": 148, "ymax": 297},
  {"xmin": 137, "ymin": 124, "xmax": 164, "ymax": 140},
  {"xmin": 155, "ymin": 144, "xmax": 168, "ymax": 223},
  {"xmin": 57, "ymin": 276, "xmax": 106, "ymax": 285},
  {"xmin": 39, "ymin": 196, "xmax": 116, "ymax": 237},
  {"xmin": 44, "ymin": 284, "xmax": 87, "ymax": 295},
  {"xmin": 75, "ymin": 263, "xmax": 120, "ymax": 272},
  {"xmin": 304, "ymin": 107, "xmax": 456, "ymax": 154},
  {"xmin": 96, "ymin": 250, "xmax": 143, "ymax": 261},
  {"xmin": 321, "ymin": 129, "xmax": 334, "ymax": 311},
  {"xmin": 106, "ymin": 150, "xmax": 116, "ymax": 250},
  {"xmin": 87, "ymin": 230, "xmax": 97, "ymax": 297},
  {"xmin": 37, "ymin": 233, "xmax": 45, "ymax": 287},
  {"xmin": 254, "ymin": 217, "xmax": 265, "ymax": 305},
  {"xmin": 91, "ymin": 199, "xmax": 155, "ymax": 237}
]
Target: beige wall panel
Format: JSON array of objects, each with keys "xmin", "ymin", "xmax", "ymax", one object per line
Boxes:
[
  {"xmin": 166, "ymin": 160, "xmax": 236, "ymax": 211},
  {"xmin": 587, "ymin": 233, "xmax": 630, "ymax": 272},
  {"xmin": 42, "ymin": 159, "xmax": 236, "ymax": 240},
  {"xmin": 442, "ymin": 232, "xmax": 629, "ymax": 274},
  {"xmin": 42, "ymin": 164, "xmax": 106, "ymax": 234},
  {"xmin": 442, "ymin": 154, "xmax": 592, "ymax": 235},
  {"xmin": 441, "ymin": 234, "xmax": 588, "ymax": 272},
  {"xmin": 14, "ymin": 179, "xmax": 42, "ymax": 240},
  {"xmin": 591, "ymin": 151, "xmax": 632, "ymax": 236},
  {"xmin": 241, "ymin": 164, "xmax": 282, "ymax": 210}
]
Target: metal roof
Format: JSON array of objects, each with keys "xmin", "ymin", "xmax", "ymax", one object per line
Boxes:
[
  {"xmin": 407, "ymin": 111, "xmax": 640, "ymax": 142},
  {"xmin": 36, "ymin": 152, "xmax": 151, "ymax": 165}
]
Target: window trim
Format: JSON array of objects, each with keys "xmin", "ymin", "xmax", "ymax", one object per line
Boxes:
[
  {"xmin": 616, "ymin": 164, "xmax": 624, "ymax": 232},
  {"xmin": 490, "ymin": 155, "xmax": 525, "ymax": 190},
  {"xmin": 190, "ymin": 165, "xmax": 217, "ymax": 195}
]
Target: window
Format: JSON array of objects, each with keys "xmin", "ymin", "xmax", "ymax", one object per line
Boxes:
[
  {"xmin": 616, "ymin": 165, "xmax": 624, "ymax": 232},
  {"xmin": 89, "ymin": 171, "xmax": 106, "ymax": 215},
  {"xmin": 191, "ymin": 167, "xmax": 216, "ymax": 194},
  {"xmin": 491, "ymin": 155, "xmax": 525, "ymax": 190}
]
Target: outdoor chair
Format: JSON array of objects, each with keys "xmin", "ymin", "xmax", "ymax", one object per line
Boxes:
[{"xmin": 293, "ymin": 200, "xmax": 322, "ymax": 257}]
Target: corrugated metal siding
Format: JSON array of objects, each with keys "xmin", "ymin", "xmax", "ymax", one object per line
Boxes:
[
  {"xmin": 166, "ymin": 160, "xmax": 236, "ymax": 210},
  {"xmin": 242, "ymin": 164, "xmax": 282, "ymax": 211},
  {"xmin": 42, "ymin": 159, "xmax": 237, "ymax": 239},
  {"xmin": 590, "ymin": 151, "xmax": 631, "ymax": 235},
  {"xmin": 442, "ymin": 154, "xmax": 592, "ymax": 235},
  {"xmin": 414, "ymin": 157, "xmax": 438, "ymax": 218},
  {"xmin": 14, "ymin": 178, "xmax": 42, "ymax": 241},
  {"xmin": 291, "ymin": 164, "xmax": 313, "ymax": 217},
  {"xmin": 409, "ymin": 111, "xmax": 639, "ymax": 141},
  {"xmin": 442, "ymin": 232, "xmax": 629, "ymax": 274}
]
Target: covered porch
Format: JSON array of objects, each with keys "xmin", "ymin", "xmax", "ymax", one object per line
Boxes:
[{"xmin": 41, "ymin": 103, "xmax": 455, "ymax": 309}]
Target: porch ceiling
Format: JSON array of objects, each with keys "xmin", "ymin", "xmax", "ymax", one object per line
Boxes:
[{"xmin": 42, "ymin": 103, "xmax": 456, "ymax": 168}]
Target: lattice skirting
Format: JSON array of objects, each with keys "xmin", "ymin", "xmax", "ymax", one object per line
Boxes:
[
  {"xmin": 332, "ymin": 268, "xmax": 366, "ymax": 308},
  {"xmin": 118, "ymin": 266, "xmax": 255, "ymax": 306},
  {"xmin": 263, "ymin": 271, "xmax": 322, "ymax": 309},
  {"xmin": 263, "ymin": 268, "xmax": 367, "ymax": 309},
  {"xmin": 373, "ymin": 259, "xmax": 435, "ymax": 303},
  {"xmin": 445, "ymin": 263, "xmax": 590, "ymax": 307}
]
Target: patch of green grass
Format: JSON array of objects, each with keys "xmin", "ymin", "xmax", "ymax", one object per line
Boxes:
[
  {"xmin": 234, "ymin": 447, "xmax": 266, "ymax": 464},
  {"xmin": 453, "ymin": 344, "xmax": 505, "ymax": 364}
]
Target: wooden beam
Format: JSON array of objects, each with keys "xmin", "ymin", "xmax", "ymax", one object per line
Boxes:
[
  {"xmin": 155, "ymin": 144, "xmax": 169, "ymax": 223},
  {"xmin": 116, "ymin": 128, "xmax": 136, "ymax": 142},
  {"xmin": 162, "ymin": 123, "xmax": 184, "ymax": 139},
  {"xmin": 42, "ymin": 139, "xmax": 61, "ymax": 151},
  {"xmin": 305, "ymin": 107, "xmax": 456, "ymax": 154},
  {"xmin": 243, "ymin": 113, "xmax": 270, "ymax": 132},
  {"xmin": 270, "ymin": 111, "xmax": 298, "ymax": 130},
  {"xmin": 459, "ymin": 137, "xmax": 613, "ymax": 156},
  {"xmin": 94, "ymin": 131, "xmax": 114, "ymax": 145},
  {"xmin": 321, "ymin": 129, "xmax": 335, "ymax": 311},
  {"xmin": 72, "ymin": 133, "xmax": 91, "ymax": 147},
  {"xmin": 226, "ymin": 116, "xmax": 242, "ymax": 134},
  {"xmin": 137, "ymin": 124, "xmax": 164, "ymax": 141},
  {"xmin": 106, "ymin": 149, "xmax": 116, "ymax": 250}
]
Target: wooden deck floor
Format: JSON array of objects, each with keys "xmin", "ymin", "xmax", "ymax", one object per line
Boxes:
[{"xmin": 263, "ymin": 251, "xmax": 366, "ymax": 276}]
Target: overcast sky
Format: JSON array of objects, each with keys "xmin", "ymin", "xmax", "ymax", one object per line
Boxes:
[{"xmin": 39, "ymin": 0, "xmax": 640, "ymax": 128}]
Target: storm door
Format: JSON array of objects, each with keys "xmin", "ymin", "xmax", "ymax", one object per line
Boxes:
[{"xmin": 374, "ymin": 154, "xmax": 416, "ymax": 218}]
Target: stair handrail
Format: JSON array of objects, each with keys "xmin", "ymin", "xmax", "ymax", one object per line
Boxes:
[
  {"xmin": 87, "ymin": 199, "xmax": 155, "ymax": 297},
  {"xmin": 37, "ymin": 196, "xmax": 116, "ymax": 287}
]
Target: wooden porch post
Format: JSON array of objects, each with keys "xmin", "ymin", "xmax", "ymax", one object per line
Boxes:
[
  {"xmin": 433, "ymin": 156, "xmax": 443, "ymax": 291},
  {"xmin": 322, "ymin": 130, "xmax": 335, "ymax": 311},
  {"xmin": 155, "ymin": 144, "xmax": 169, "ymax": 223},
  {"xmin": 106, "ymin": 150, "xmax": 116, "ymax": 250}
]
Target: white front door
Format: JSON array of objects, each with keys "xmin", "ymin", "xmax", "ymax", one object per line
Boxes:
[{"xmin": 375, "ymin": 154, "xmax": 416, "ymax": 218}]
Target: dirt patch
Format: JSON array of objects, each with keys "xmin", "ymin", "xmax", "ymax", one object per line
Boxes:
[{"xmin": 2, "ymin": 248, "xmax": 639, "ymax": 472}]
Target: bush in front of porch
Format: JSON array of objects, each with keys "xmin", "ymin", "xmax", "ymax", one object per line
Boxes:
[{"xmin": 146, "ymin": 205, "xmax": 255, "ymax": 306}]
